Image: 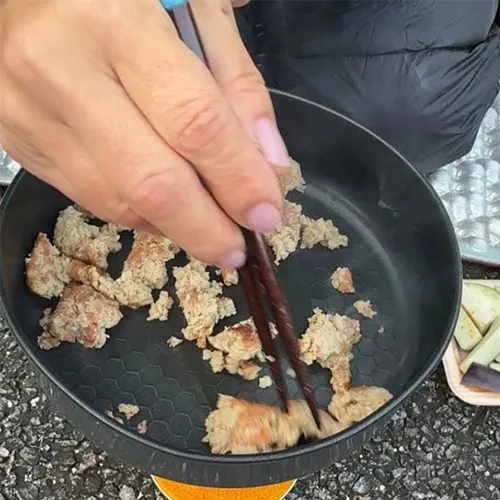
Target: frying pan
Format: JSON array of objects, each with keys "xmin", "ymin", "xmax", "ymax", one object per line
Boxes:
[{"xmin": 0, "ymin": 90, "xmax": 461, "ymax": 487}]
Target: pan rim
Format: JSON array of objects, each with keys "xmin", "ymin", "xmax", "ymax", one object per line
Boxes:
[{"xmin": 0, "ymin": 89, "xmax": 462, "ymax": 467}]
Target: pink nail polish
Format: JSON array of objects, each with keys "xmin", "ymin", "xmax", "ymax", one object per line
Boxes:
[
  {"xmin": 218, "ymin": 249, "xmax": 247, "ymax": 269},
  {"xmin": 246, "ymin": 202, "xmax": 281, "ymax": 233},
  {"xmin": 255, "ymin": 118, "xmax": 290, "ymax": 167}
]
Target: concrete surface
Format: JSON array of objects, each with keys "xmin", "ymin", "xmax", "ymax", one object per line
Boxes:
[{"xmin": 1, "ymin": 263, "xmax": 499, "ymax": 500}]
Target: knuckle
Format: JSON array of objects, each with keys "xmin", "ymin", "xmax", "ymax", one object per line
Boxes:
[
  {"xmin": 122, "ymin": 168, "xmax": 181, "ymax": 218},
  {"xmin": 3, "ymin": 27, "xmax": 47, "ymax": 78},
  {"xmin": 171, "ymin": 96, "xmax": 229, "ymax": 155},
  {"xmin": 224, "ymin": 67, "xmax": 266, "ymax": 97}
]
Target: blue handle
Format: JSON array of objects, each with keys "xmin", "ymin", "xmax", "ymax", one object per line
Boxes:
[{"xmin": 160, "ymin": 0, "xmax": 187, "ymax": 9}]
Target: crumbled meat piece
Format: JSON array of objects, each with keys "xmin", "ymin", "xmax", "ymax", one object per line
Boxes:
[
  {"xmin": 204, "ymin": 395, "xmax": 344, "ymax": 455},
  {"xmin": 104, "ymin": 409, "xmax": 124, "ymax": 425},
  {"xmin": 354, "ymin": 300, "xmax": 377, "ymax": 319},
  {"xmin": 208, "ymin": 319, "xmax": 262, "ymax": 363},
  {"xmin": 218, "ymin": 268, "xmax": 239, "ymax": 286},
  {"xmin": 378, "ymin": 326, "xmax": 385, "ymax": 333},
  {"xmin": 117, "ymin": 403, "xmax": 140, "ymax": 421},
  {"xmin": 299, "ymin": 308, "xmax": 360, "ymax": 366},
  {"xmin": 112, "ymin": 280, "xmax": 154, "ymax": 310},
  {"xmin": 322, "ymin": 354, "xmax": 353, "ymax": 393},
  {"xmin": 54, "ymin": 206, "xmax": 121, "ymax": 269},
  {"xmin": 167, "ymin": 336, "xmax": 184, "ymax": 348},
  {"xmin": 174, "ymin": 260, "xmax": 235, "ymax": 347},
  {"xmin": 38, "ymin": 283, "xmax": 122, "ymax": 350},
  {"xmin": 300, "ymin": 216, "xmax": 348, "ymax": 250},
  {"xmin": 136, "ymin": 420, "xmax": 148, "ymax": 435},
  {"xmin": 237, "ymin": 362, "xmax": 261, "ymax": 381},
  {"xmin": 147, "ymin": 291, "xmax": 174, "ymax": 321},
  {"xmin": 25, "ymin": 234, "xmax": 145, "ymax": 308},
  {"xmin": 328, "ymin": 386, "xmax": 392, "ymax": 425},
  {"xmin": 65, "ymin": 259, "xmax": 116, "ymax": 297},
  {"xmin": 259, "ymin": 376, "xmax": 273, "ymax": 389},
  {"xmin": 112, "ymin": 231, "xmax": 177, "ymax": 309},
  {"xmin": 203, "ymin": 349, "xmax": 226, "ymax": 373},
  {"xmin": 217, "ymin": 297, "xmax": 237, "ymax": 320},
  {"xmin": 299, "ymin": 308, "xmax": 361, "ymax": 393},
  {"xmin": 286, "ymin": 368, "xmax": 297, "ymax": 379},
  {"xmin": 264, "ymin": 201, "xmax": 303, "ymax": 263},
  {"xmin": 119, "ymin": 231, "xmax": 178, "ymax": 289},
  {"xmin": 25, "ymin": 233, "xmax": 70, "ymax": 298},
  {"xmin": 331, "ymin": 267, "xmax": 355, "ymax": 294},
  {"xmin": 278, "ymin": 158, "xmax": 306, "ymax": 194}
]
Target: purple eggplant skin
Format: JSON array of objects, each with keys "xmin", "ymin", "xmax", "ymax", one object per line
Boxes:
[{"xmin": 462, "ymin": 362, "xmax": 500, "ymax": 392}]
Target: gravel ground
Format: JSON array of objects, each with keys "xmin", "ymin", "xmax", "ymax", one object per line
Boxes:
[{"xmin": 1, "ymin": 264, "xmax": 499, "ymax": 500}]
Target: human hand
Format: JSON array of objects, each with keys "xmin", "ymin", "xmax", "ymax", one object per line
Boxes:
[{"xmin": 0, "ymin": 0, "xmax": 286, "ymax": 268}]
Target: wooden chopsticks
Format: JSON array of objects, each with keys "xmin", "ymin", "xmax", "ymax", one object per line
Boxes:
[{"xmin": 168, "ymin": 1, "xmax": 321, "ymax": 428}]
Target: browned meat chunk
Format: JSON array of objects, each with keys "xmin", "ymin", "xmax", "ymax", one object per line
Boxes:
[
  {"xmin": 331, "ymin": 267, "xmax": 355, "ymax": 294},
  {"xmin": 54, "ymin": 206, "xmax": 121, "ymax": 269},
  {"xmin": 300, "ymin": 216, "xmax": 348, "ymax": 250},
  {"xmin": 328, "ymin": 386, "xmax": 392, "ymax": 425},
  {"xmin": 354, "ymin": 300, "xmax": 377, "ymax": 319},
  {"xmin": 25, "ymin": 233, "xmax": 70, "ymax": 299},
  {"xmin": 204, "ymin": 395, "xmax": 345, "ymax": 455},
  {"xmin": 299, "ymin": 308, "xmax": 361, "ymax": 393},
  {"xmin": 147, "ymin": 291, "xmax": 174, "ymax": 322},
  {"xmin": 174, "ymin": 260, "xmax": 235, "ymax": 347},
  {"xmin": 38, "ymin": 283, "xmax": 122, "ymax": 350}
]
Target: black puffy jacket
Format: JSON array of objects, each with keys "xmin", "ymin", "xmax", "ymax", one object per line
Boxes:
[{"xmin": 235, "ymin": 0, "xmax": 500, "ymax": 173}]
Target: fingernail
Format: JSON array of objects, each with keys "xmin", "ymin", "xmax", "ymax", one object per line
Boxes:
[
  {"xmin": 246, "ymin": 202, "xmax": 281, "ymax": 233},
  {"xmin": 217, "ymin": 249, "xmax": 247, "ymax": 269},
  {"xmin": 255, "ymin": 117, "xmax": 290, "ymax": 167}
]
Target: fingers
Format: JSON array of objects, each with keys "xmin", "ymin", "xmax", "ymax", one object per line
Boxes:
[
  {"xmin": 0, "ymin": 80, "xmax": 160, "ymax": 233},
  {"xmin": 190, "ymin": 0, "xmax": 289, "ymax": 168},
  {"xmin": 52, "ymin": 67, "xmax": 246, "ymax": 267},
  {"xmin": 108, "ymin": 0, "xmax": 284, "ymax": 234}
]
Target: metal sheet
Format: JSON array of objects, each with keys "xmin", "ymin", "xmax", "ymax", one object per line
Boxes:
[{"xmin": 429, "ymin": 93, "xmax": 500, "ymax": 267}]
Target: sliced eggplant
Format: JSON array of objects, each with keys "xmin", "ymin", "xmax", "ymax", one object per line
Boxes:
[
  {"xmin": 461, "ymin": 283, "xmax": 500, "ymax": 334},
  {"xmin": 462, "ymin": 362, "xmax": 500, "ymax": 393},
  {"xmin": 489, "ymin": 362, "xmax": 500, "ymax": 373},
  {"xmin": 460, "ymin": 316, "xmax": 500, "ymax": 373},
  {"xmin": 454, "ymin": 307, "xmax": 483, "ymax": 351}
]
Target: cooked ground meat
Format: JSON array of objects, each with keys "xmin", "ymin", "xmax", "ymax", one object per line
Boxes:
[
  {"xmin": 173, "ymin": 260, "xmax": 235, "ymax": 347},
  {"xmin": 204, "ymin": 395, "xmax": 345, "ymax": 455},
  {"xmin": 119, "ymin": 231, "xmax": 178, "ymax": 289},
  {"xmin": 328, "ymin": 386, "xmax": 392, "ymax": 425},
  {"xmin": 264, "ymin": 201, "xmax": 303, "ymax": 264},
  {"xmin": 38, "ymin": 283, "xmax": 122, "ymax": 350},
  {"xmin": 25, "ymin": 233, "xmax": 70, "ymax": 299},
  {"xmin": 136, "ymin": 420, "xmax": 148, "ymax": 435},
  {"xmin": 299, "ymin": 308, "xmax": 361, "ymax": 393},
  {"xmin": 299, "ymin": 308, "xmax": 360, "ymax": 366},
  {"xmin": 278, "ymin": 158, "xmax": 306, "ymax": 195},
  {"xmin": 259, "ymin": 376, "xmax": 273, "ymax": 389},
  {"xmin": 300, "ymin": 216, "xmax": 348, "ymax": 251},
  {"xmin": 331, "ymin": 267, "xmax": 355, "ymax": 294},
  {"xmin": 354, "ymin": 300, "xmax": 377, "ymax": 319},
  {"xmin": 117, "ymin": 403, "xmax": 140, "ymax": 421},
  {"xmin": 217, "ymin": 268, "xmax": 239, "ymax": 286},
  {"xmin": 104, "ymin": 410, "xmax": 124, "ymax": 425},
  {"xmin": 167, "ymin": 336, "xmax": 184, "ymax": 348},
  {"xmin": 208, "ymin": 319, "xmax": 262, "ymax": 362},
  {"xmin": 147, "ymin": 291, "xmax": 174, "ymax": 322},
  {"xmin": 54, "ymin": 206, "xmax": 121, "ymax": 269}
]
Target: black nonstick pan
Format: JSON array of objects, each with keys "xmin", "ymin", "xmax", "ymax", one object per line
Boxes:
[{"xmin": 0, "ymin": 90, "xmax": 461, "ymax": 487}]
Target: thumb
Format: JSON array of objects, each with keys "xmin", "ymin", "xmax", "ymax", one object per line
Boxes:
[{"xmin": 191, "ymin": 0, "xmax": 290, "ymax": 169}]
